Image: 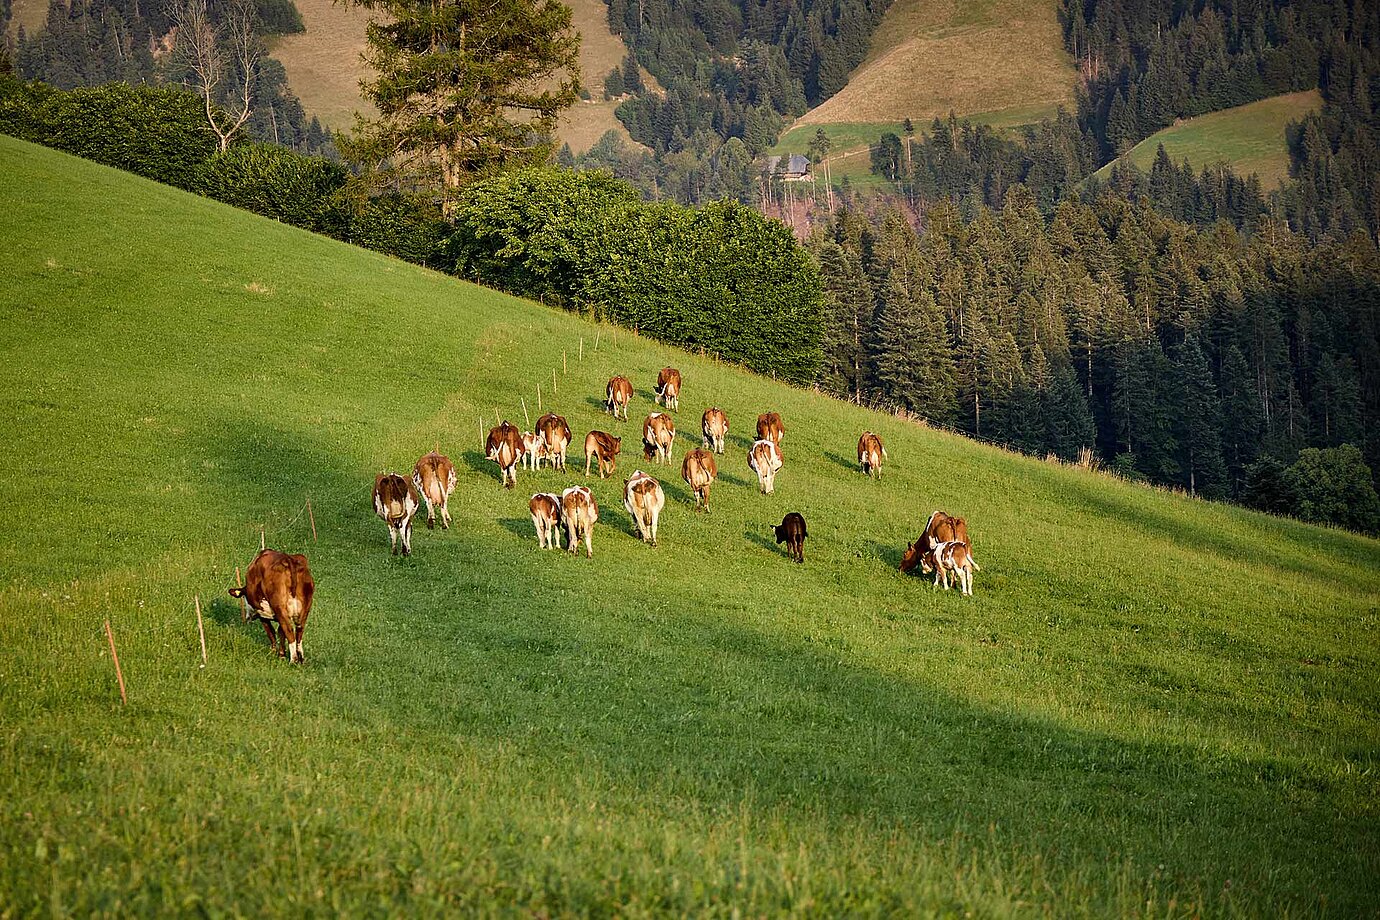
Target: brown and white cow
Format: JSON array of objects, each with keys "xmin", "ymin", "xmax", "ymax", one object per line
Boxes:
[
  {"xmin": 702, "ymin": 407, "xmax": 728, "ymax": 454},
  {"xmin": 537, "ymin": 412, "xmax": 572, "ymax": 471},
  {"xmin": 654, "ymin": 367, "xmax": 681, "ymax": 410},
  {"xmin": 774, "ymin": 512, "xmax": 807, "ymax": 563},
  {"xmin": 643, "ymin": 412, "xmax": 676, "ymax": 464},
  {"xmin": 485, "ymin": 421, "xmax": 524, "ymax": 489},
  {"xmin": 857, "ymin": 431, "xmax": 886, "ymax": 479},
  {"xmin": 521, "ymin": 431, "xmax": 548, "ymax": 470},
  {"xmin": 606, "ymin": 375, "xmax": 633, "ymax": 421},
  {"xmin": 899, "ymin": 511, "xmax": 979, "ymax": 576},
  {"xmin": 748, "ymin": 438, "xmax": 783, "ymax": 494},
  {"xmin": 229, "ymin": 549, "xmax": 314, "ymax": 663},
  {"xmin": 756, "ymin": 411, "xmax": 784, "ymax": 446},
  {"xmin": 623, "ymin": 470, "xmax": 666, "ymax": 546},
  {"xmin": 931, "ymin": 540, "xmax": 977, "ymax": 595},
  {"xmin": 373, "ymin": 472, "xmax": 420, "ymax": 555},
  {"xmin": 681, "ymin": 448, "xmax": 717, "ymax": 511},
  {"xmin": 584, "ymin": 430, "xmax": 621, "ymax": 479},
  {"xmin": 561, "ymin": 485, "xmax": 598, "ymax": 558},
  {"xmin": 530, "ymin": 492, "xmax": 563, "ymax": 550},
  {"xmin": 412, "ymin": 450, "xmax": 456, "ymax": 530}
]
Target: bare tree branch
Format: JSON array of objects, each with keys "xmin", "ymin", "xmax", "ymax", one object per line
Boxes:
[{"xmin": 170, "ymin": 0, "xmax": 259, "ymax": 152}]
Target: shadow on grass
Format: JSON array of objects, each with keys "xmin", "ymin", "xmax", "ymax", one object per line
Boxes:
[
  {"xmin": 823, "ymin": 450, "xmax": 860, "ymax": 473},
  {"xmin": 744, "ymin": 527, "xmax": 789, "ymax": 560},
  {"xmin": 1038, "ymin": 466, "xmax": 1380, "ymax": 590}
]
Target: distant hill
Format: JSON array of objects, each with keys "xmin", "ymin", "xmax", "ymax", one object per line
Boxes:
[
  {"xmin": 796, "ymin": 0, "xmax": 1076, "ymax": 130},
  {"xmin": 1091, "ymin": 91, "xmax": 1322, "ymax": 190}
]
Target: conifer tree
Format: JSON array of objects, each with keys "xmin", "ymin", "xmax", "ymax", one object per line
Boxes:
[
  {"xmin": 346, "ymin": 0, "xmax": 579, "ymax": 203},
  {"xmin": 870, "ymin": 281, "xmax": 956, "ymax": 423},
  {"xmin": 1175, "ymin": 336, "xmax": 1228, "ymax": 497}
]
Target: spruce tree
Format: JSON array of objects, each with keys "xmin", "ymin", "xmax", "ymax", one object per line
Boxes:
[
  {"xmin": 1175, "ymin": 336, "xmax": 1228, "ymax": 497},
  {"xmin": 346, "ymin": 0, "xmax": 579, "ymax": 203},
  {"xmin": 870, "ymin": 281, "xmax": 956, "ymax": 423}
]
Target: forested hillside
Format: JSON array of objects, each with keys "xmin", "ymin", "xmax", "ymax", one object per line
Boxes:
[
  {"xmin": 3, "ymin": 0, "xmax": 334, "ymax": 154},
  {"xmin": 805, "ymin": 191, "xmax": 1380, "ymax": 531}
]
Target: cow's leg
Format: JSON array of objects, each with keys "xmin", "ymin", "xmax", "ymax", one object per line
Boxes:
[
  {"xmin": 584, "ymin": 525, "xmax": 593, "ymax": 558},
  {"xmin": 440, "ymin": 497, "xmax": 451, "ymax": 530},
  {"xmin": 402, "ymin": 518, "xmax": 413, "ymax": 556},
  {"xmin": 389, "ymin": 524, "xmax": 399, "ymax": 555},
  {"xmin": 566, "ymin": 522, "xmax": 578, "ymax": 555},
  {"xmin": 279, "ymin": 618, "xmax": 299, "ymax": 663},
  {"xmin": 423, "ymin": 496, "xmax": 436, "ymax": 529}
]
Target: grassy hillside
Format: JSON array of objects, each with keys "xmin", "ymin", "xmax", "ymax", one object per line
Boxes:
[
  {"xmin": 266, "ymin": 0, "xmax": 637, "ymax": 151},
  {"xmin": 1092, "ymin": 90, "xmax": 1322, "ymax": 189},
  {"xmin": 2, "ymin": 134, "xmax": 1378, "ymax": 915},
  {"xmin": 796, "ymin": 0, "xmax": 1076, "ymax": 130}
]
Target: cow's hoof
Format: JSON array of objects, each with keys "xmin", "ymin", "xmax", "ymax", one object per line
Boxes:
[{"xmin": 427, "ymin": 518, "xmax": 435, "ymax": 530}]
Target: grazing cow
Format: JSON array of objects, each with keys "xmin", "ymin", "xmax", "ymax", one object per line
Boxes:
[
  {"xmin": 623, "ymin": 470, "xmax": 666, "ymax": 546},
  {"xmin": 606, "ymin": 375, "xmax": 633, "ymax": 421},
  {"xmin": 681, "ymin": 448, "xmax": 717, "ymax": 511},
  {"xmin": 774, "ymin": 512, "xmax": 807, "ymax": 563},
  {"xmin": 561, "ymin": 486, "xmax": 598, "ymax": 558},
  {"xmin": 529, "ymin": 492, "xmax": 563, "ymax": 550},
  {"xmin": 485, "ymin": 421, "xmax": 524, "ymax": 489},
  {"xmin": 756, "ymin": 411, "xmax": 784, "ymax": 446},
  {"xmin": 931, "ymin": 540, "xmax": 977, "ymax": 595},
  {"xmin": 857, "ymin": 432, "xmax": 886, "ymax": 479},
  {"xmin": 748, "ymin": 438, "xmax": 783, "ymax": 494},
  {"xmin": 702, "ymin": 407, "xmax": 728, "ymax": 454},
  {"xmin": 584, "ymin": 430, "xmax": 621, "ymax": 479},
  {"xmin": 899, "ymin": 511, "xmax": 979, "ymax": 576},
  {"xmin": 412, "ymin": 450, "xmax": 456, "ymax": 530},
  {"xmin": 521, "ymin": 431, "xmax": 548, "ymax": 470},
  {"xmin": 373, "ymin": 472, "xmax": 420, "ymax": 555},
  {"xmin": 654, "ymin": 367, "xmax": 681, "ymax": 410},
  {"xmin": 229, "ymin": 549, "xmax": 314, "ymax": 663},
  {"xmin": 643, "ymin": 412, "xmax": 676, "ymax": 464},
  {"xmin": 537, "ymin": 412, "xmax": 572, "ymax": 471}
]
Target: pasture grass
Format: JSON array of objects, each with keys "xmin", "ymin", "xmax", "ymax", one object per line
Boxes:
[
  {"xmin": 1091, "ymin": 91, "xmax": 1322, "ymax": 190},
  {"xmin": 1, "ymin": 134, "xmax": 1378, "ymax": 915},
  {"xmin": 795, "ymin": 0, "xmax": 1076, "ymax": 130}
]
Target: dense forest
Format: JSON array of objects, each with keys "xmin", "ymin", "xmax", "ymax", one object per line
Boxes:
[
  {"xmin": 1062, "ymin": 0, "xmax": 1380, "ymax": 243},
  {"xmin": 1, "ymin": 0, "xmax": 334, "ymax": 154},
  {"xmin": 806, "ymin": 188, "xmax": 1380, "ymax": 530}
]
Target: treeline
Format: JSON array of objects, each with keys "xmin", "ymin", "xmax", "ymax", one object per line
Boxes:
[
  {"xmin": 809, "ymin": 189, "xmax": 1380, "ymax": 532},
  {"xmin": 1061, "ymin": 0, "xmax": 1380, "ymax": 242},
  {"xmin": 3, "ymin": 0, "xmax": 332, "ymax": 155},
  {"xmin": 0, "ymin": 77, "xmax": 824, "ymax": 385}
]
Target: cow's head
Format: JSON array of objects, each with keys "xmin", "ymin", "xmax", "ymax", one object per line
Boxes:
[{"xmin": 900, "ymin": 541, "xmax": 923, "ymax": 574}]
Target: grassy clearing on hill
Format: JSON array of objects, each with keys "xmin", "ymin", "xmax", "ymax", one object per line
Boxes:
[
  {"xmin": 1092, "ymin": 90, "xmax": 1322, "ymax": 190},
  {"xmin": 5, "ymin": 0, "xmax": 46, "ymax": 36},
  {"xmin": 265, "ymin": 0, "xmax": 375, "ymax": 131},
  {"xmin": 797, "ymin": 0, "xmax": 1075, "ymax": 130},
  {"xmin": 2, "ymin": 134, "xmax": 1379, "ymax": 915}
]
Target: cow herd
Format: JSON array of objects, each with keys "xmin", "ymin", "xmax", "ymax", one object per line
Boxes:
[{"xmin": 229, "ymin": 366, "xmax": 981, "ymax": 662}]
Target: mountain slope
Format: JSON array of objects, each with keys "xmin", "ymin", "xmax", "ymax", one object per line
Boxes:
[
  {"xmin": 1092, "ymin": 90, "xmax": 1322, "ymax": 189},
  {"xmin": 797, "ymin": 0, "xmax": 1077, "ymax": 128},
  {"xmin": 1, "ymin": 134, "xmax": 1377, "ymax": 914}
]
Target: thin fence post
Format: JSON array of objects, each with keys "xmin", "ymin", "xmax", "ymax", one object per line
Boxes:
[
  {"xmin": 552, "ymin": 368, "xmax": 557, "ymax": 395},
  {"xmin": 537, "ymin": 385, "xmax": 542, "ymax": 412},
  {"xmin": 235, "ymin": 565, "xmax": 246, "ymax": 622},
  {"xmin": 479, "ymin": 416, "xmax": 485, "ymax": 448},
  {"xmin": 259, "ymin": 525, "xmax": 265, "ymax": 551},
  {"xmin": 521, "ymin": 397, "xmax": 530, "ymax": 428},
  {"xmin": 307, "ymin": 499, "xmax": 317, "ymax": 543},
  {"xmin": 579, "ymin": 338, "xmax": 583, "ymax": 362},
  {"xmin": 563, "ymin": 350, "xmax": 567, "ymax": 375},
  {"xmin": 104, "ymin": 619, "xmax": 127, "ymax": 706},
  {"xmin": 195, "ymin": 594, "xmax": 207, "ymax": 666},
  {"xmin": 594, "ymin": 330, "xmax": 601, "ymax": 352}
]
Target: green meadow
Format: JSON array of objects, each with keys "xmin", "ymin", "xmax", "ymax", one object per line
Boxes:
[
  {"xmin": 1092, "ymin": 90, "xmax": 1322, "ymax": 190},
  {"xmin": 1, "ymin": 134, "xmax": 1378, "ymax": 915}
]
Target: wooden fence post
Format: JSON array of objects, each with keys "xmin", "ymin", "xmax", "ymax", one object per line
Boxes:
[
  {"xmin": 195, "ymin": 595, "xmax": 207, "ymax": 666},
  {"xmin": 307, "ymin": 499, "xmax": 317, "ymax": 543},
  {"xmin": 104, "ymin": 619, "xmax": 127, "ymax": 705},
  {"xmin": 521, "ymin": 397, "xmax": 530, "ymax": 427}
]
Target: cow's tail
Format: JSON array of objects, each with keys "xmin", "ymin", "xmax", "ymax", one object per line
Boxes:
[{"xmin": 968, "ymin": 551, "xmax": 981, "ymax": 572}]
